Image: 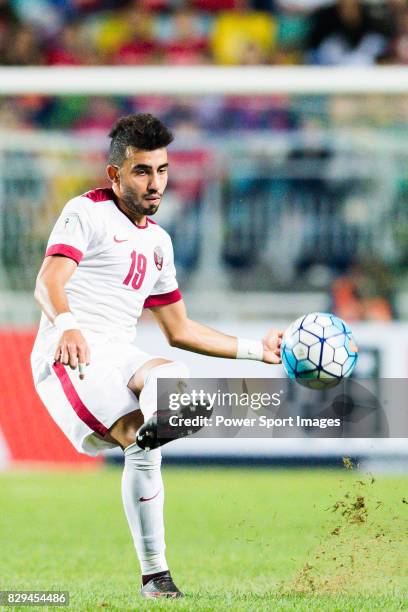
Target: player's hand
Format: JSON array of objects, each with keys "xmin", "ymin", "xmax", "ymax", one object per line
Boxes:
[
  {"xmin": 54, "ymin": 330, "xmax": 90, "ymax": 379},
  {"xmin": 262, "ymin": 329, "xmax": 283, "ymax": 364}
]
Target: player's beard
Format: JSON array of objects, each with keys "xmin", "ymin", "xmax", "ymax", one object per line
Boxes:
[{"xmin": 121, "ymin": 187, "xmax": 160, "ymax": 217}]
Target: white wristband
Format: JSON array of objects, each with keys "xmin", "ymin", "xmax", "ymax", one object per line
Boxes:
[
  {"xmin": 54, "ymin": 312, "xmax": 80, "ymax": 332},
  {"xmin": 236, "ymin": 338, "xmax": 264, "ymax": 361}
]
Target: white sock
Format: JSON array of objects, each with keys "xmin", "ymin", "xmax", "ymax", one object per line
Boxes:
[
  {"xmin": 121, "ymin": 443, "xmax": 168, "ymax": 576},
  {"xmin": 138, "ymin": 361, "xmax": 190, "ymax": 421}
]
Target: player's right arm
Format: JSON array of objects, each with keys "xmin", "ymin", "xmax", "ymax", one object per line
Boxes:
[
  {"xmin": 34, "ymin": 196, "xmax": 95, "ymax": 378},
  {"xmin": 34, "ymin": 255, "xmax": 90, "ymax": 378}
]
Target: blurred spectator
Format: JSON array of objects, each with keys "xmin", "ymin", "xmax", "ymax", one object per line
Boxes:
[
  {"xmin": 69, "ymin": 0, "xmax": 130, "ymax": 14},
  {"xmin": 193, "ymin": 0, "xmax": 237, "ymax": 10},
  {"xmin": 43, "ymin": 96, "xmax": 90, "ymax": 129},
  {"xmin": 11, "ymin": 0, "xmax": 63, "ymax": 35},
  {"xmin": 130, "ymin": 94, "xmax": 175, "ymax": 118},
  {"xmin": 0, "ymin": 32, "xmax": 8, "ymax": 64},
  {"xmin": 307, "ymin": 0, "xmax": 388, "ymax": 65},
  {"xmin": 4, "ymin": 25, "xmax": 44, "ymax": 65},
  {"xmin": 240, "ymin": 40, "xmax": 269, "ymax": 64},
  {"xmin": 332, "ymin": 259, "xmax": 395, "ymax": 321},
  {"xmin": 276, "ymin": 0, "xmax": 333, "ymax": 10},
  {"xmin": 0, "ymin": 0, "xmax": 17, "ymax": 23},
  {"xmin": 162, "ymin": 98, "xmax": 203, "ymax": 135},
  {"xmin": 162, "ymin": 8, "xmax": 209, "ymax": 65},
  {"xmin": 0, "ymin": 97, "xmax": 34, "ymax": 128},
  {"xmin": 272, "ymin": 1, "xmax": 311, "ymax": 64},
  {"xmin": 72, "ymin": 0, "xmax": 109, "ymax": 10},
  {"xmin": 162, "ymin": 149, "xmax": 210, "ymax": 272},
  {"xmin": 90, "ymin": 10, "xmax": 133, "ymax": 60},
  {"xmin": 211, "ymin": 1, "xmax": 276, "ymax": 65},
  {"xmin": 388, "ymin": 6, "xmax": 408, "ymax": 64},
  {"xmin": 221, "ymin": 94, "xmax": 295, "ymax": 130},
  {"xmin": 73, "ymin": 98, "xmax": 121, "ymax": 133},
  {"xmin": 113, "ymin": 6, "xmax": 159, "ymax": 64},
  {"xmin": 46, "ymin": 20, "xmax": 97, "ymax": 64}
]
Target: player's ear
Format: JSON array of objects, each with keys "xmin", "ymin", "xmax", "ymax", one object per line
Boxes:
[{"xmin": 107, "ymin": 164, "xmax": 120, "ymax": 185}]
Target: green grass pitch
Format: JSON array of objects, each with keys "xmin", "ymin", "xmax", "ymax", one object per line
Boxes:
[{"xmin": 1, "ymin": 466, "xmax": 408, "ymax": 611}]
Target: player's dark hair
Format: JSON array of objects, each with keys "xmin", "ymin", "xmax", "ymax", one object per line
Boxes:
[{"xmin": 108, "ymin": 114, "xmax": 174, "ymax": 165}]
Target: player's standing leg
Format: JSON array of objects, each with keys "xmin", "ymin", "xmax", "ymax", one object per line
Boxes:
[{"xmin": 109, "ymin": 360, "xmax": 189, "ymax": 598}]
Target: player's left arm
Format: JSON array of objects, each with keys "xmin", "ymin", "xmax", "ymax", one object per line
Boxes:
[{"xmin": 149, "ymin": 299, "xmax": 282, "ymax": 364}]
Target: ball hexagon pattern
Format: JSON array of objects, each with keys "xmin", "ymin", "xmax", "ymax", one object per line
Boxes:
[{"xmin": 281, "ymin": 312, "xmax": 358, "ymax": 389}]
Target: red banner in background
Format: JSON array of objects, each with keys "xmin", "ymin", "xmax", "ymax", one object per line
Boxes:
[{"xmin": 0, "ymin": 329, "xmax": 101, "ymax": 467}]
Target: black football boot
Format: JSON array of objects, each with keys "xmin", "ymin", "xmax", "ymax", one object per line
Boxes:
[
  {"xmin": 140, "ymin": 571, "xmax": 183, "ymax": 599},
  {"xmin": 136, "ymin": 399, "xmax": 212, "ymax": 451}
]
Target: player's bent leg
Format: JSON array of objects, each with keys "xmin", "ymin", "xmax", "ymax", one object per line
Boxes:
[
  {"xmin": 108, "ymin": 357, "xmax": 189, "ymax": 449},
  {"xmin": 132, "ymin": 360, "xmax": 191, "ymax": 451},
  {"xmin": 127, "ymin": 357, "xmax": 174, "ymax": 398},
  {"xmin": 109, "ymin": 409, "xmax": 144, "ymax": 450}
]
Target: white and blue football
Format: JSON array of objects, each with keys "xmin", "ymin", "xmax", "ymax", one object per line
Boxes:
[{"xmin": 281, "ymin": 312, "xmax": 358, "ymax": 389}]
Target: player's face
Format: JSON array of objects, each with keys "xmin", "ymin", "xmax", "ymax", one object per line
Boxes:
[{"xmin": 108, "ymin": 147, "xmax": 169, "ymax": 219}]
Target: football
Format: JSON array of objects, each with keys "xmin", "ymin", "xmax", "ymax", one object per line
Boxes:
[{"xmin": 281, "ymin": 312, "xmax": 358, "ymax": 389}]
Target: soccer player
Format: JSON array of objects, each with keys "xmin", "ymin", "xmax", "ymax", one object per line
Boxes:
[{"xmin": 31, "ymin": 114, "xmax": 283, "ymax": 599}]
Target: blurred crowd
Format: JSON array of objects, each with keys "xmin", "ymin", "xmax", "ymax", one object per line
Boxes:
[
  {"xmin": 1, "ymin": 0, "xmax": 408, "ymax": 67},
  {"xmin": 0, "ymin": 0, "xmax": 406, "ymax": 319},
  {"xmin": 2, "ymin": 0, "xmax": 408, "ymax": 133}
]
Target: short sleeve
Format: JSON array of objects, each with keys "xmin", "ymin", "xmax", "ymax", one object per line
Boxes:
[
  {"xmin": 45, "ymin": 198, "xmax": 94, "ymax": 264},
  {"xmin": 143, "ymin": 236, "xmax": 182, "ymax": 309}
]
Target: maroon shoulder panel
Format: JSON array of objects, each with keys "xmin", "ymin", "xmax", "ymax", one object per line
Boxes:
[{"xmin": 83, "ymin": 188, "xmax": 114, "ymax": 203}]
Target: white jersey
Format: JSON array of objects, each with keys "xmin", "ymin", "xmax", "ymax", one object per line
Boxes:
[{"xmin": 33, "ymin": 187, "xmax": 181, "ymax": 348}]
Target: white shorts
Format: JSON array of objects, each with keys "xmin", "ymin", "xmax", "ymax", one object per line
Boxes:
[{"xmin": 31, "ymin": 334, "xmax": 160, "ymax": 456}]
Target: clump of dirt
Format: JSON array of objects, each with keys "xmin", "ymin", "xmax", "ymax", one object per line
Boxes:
[
  {"xmin": 284, "ymin": 550, "xmax": 348, "ymax": 595},
  {"xmin": 291, "ymin": 563, "xmax": 317, "ymax": 593},
  {"xmin": 331, "ymin": 493, "xmax": 368, "ymax": 524},
  {"xmin": 342, "ymin": 457, "xmax": 354, "ymax": 470}
]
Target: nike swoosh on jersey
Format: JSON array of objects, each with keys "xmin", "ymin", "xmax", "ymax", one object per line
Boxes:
[
  {"xmin": 139, "ymin": 489, "xmax": 161, "ymax": 503},
  {"xmin": 114, "ymin": 235, "xmax": 128, "ymax": 243}
]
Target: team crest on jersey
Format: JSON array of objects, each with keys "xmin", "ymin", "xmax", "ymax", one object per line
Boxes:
[
  {"xmin": 154, "ymin": 246, "xmax": 164, "ymax": 270},
  {"xmin": 61, "ymin": 213, "xmax": 80, "ymax": 234}
]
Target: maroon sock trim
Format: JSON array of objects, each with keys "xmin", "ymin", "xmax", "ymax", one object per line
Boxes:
[{"xmin": 142, "ymin": 570, "xmax": 169, "ymax": 586}]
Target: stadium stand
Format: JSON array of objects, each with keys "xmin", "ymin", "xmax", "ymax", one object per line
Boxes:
[{"xmin": 0, "ymin": 0, "xmax": 407, "ymax": 320}]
